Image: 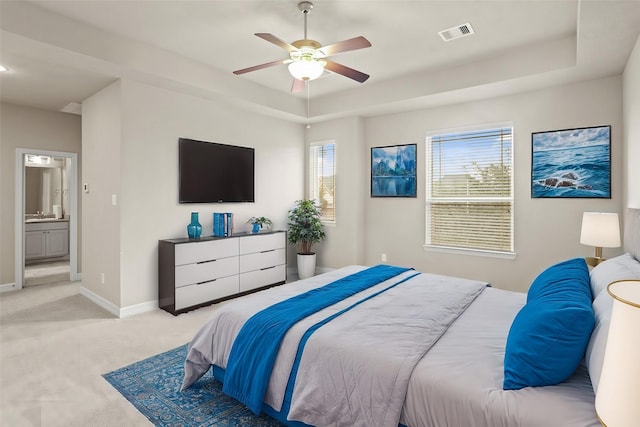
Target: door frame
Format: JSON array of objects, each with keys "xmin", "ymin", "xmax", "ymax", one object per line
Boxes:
[{"xmin": 14, "ymin": 148, "xmax": 79, "ymax": 290}]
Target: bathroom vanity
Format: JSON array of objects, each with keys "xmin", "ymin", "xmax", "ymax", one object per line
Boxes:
[{"xmin": 25, "ymin": 219, "xmax": 69, "ymax": 263}]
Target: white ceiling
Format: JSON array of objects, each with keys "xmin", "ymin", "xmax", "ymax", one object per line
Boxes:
[{"xmin": 1, "ymin": 0, "xmax": 639, "ymax": 123}]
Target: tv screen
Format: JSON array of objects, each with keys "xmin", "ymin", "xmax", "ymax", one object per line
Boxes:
[{"xmin": 179, "ymin": 138, "xmax": 255, "ymax": 203}]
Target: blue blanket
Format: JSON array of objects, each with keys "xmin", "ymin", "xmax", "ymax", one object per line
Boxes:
[{"xmin": 222, "ymin": 264, "xmax": 412, "ymax": 414}]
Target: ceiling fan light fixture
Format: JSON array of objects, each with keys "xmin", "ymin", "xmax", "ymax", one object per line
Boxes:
[{"xmin": 288, "ymin": 59, "xmax": 324, "ymax": 81}]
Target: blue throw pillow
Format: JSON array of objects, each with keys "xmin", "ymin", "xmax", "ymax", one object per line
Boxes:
[
  {"xmin": 527, "ymin": 258, "xmax": 593, "ymax": 302},
  {"xmin": 503, "ymin": 258, "xmax": 594, "ymax": 390}
]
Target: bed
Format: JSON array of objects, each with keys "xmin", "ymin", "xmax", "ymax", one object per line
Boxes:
[{"xmin": 181, "ymin": 208, "xmax": 640, "ymax": 427}]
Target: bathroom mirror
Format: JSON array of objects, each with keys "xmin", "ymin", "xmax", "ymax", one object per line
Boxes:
[{"xmin": 24, "ymin": 155, "xmax": 70, "ymax": 217}]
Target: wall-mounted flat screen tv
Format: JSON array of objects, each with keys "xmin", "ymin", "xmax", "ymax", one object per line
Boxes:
[{"xmin": 179, "ymin": 138, "xmax": 255, "ymax": 203}]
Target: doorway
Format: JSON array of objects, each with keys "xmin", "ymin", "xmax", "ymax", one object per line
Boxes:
[{"xmin": 14, "ymin": 149, "xmax": 79, "ymax": 290}]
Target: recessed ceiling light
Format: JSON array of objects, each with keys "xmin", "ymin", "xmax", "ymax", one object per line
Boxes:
[{"xmin": 0, "ymin": 65, "xmax": 8, "ymax": 72}]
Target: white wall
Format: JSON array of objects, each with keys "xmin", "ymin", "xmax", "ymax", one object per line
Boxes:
[
  {"xmin": 0, "ymin": 103, "xmax": 81, "ymax": 286},
  {"xmin": 356, "ymin": 76, "xmax": 623, "ymax": 292},
  {"xmin": 82, "ymin": 79, "xmax": 304, "ymax": 310},
  {"xmin": 623, "ymin": 35, "xmax": 640, "ymax": 209}
]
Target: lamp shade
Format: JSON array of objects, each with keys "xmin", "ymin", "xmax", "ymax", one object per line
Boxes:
[
  {"xmin": 288, "ymin": 59, "xmax": 324, "ymax": 81},
  {"xmin": 595, "ymin": 280, "xmax": 640, "ymax": 427},
  {"xmin": 580, "ymin": 212, "xmax": 621, "ymax": 248}
]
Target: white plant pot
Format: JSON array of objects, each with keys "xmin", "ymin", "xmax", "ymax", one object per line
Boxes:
[{"xmin": 297, "ymin": 253, "xmax": 317, "ymax": 280}]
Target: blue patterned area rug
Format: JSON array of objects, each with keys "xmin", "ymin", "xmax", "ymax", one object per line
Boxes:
[{"xmin": 103, "ymin": 344, "xmax": 283, "ymax": 426}]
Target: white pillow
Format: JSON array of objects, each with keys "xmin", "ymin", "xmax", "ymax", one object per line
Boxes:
[
  {"xmin": 589, "ymin": 252, "xmax": 640, "ymax": 298},
  {"xmin": 586, "ymin": 252, "xmax": 640, "ymax": 392},
  {"xmin": 585, "ymin": 290, "xmax": 613, "ymax": 393}
]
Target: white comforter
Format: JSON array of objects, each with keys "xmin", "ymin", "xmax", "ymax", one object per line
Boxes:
[{"xmin": 182, "ymin": 265, "xmax": 487, "ymax": 427}]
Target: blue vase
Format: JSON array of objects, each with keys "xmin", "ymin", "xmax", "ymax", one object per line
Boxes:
[
  {"xmin": 187, "ymin": 211, "xmax": 202, "ymax": 239},
  {"xmin": 252, "ymin": 223, "xmax": 260, "ymax": 233}
]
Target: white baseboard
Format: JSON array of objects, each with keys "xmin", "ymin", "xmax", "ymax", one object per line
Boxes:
[
  {"xmin": 120, "ymin": 300, "xmax": 158, "ymax": 318},
  {"xmin": 80, "ymin": 286, "xmax": 120, "ymax": 317},
  {"xmin": 0, "ymin": 282, "xmax": 18, "ymax": 293},
  {"xmin": 79, "ymin": 286, "xmax": 158, "ymax": 318}
]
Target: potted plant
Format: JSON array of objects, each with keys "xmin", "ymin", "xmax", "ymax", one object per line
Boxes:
[
  {"xmin": 287, "ymin": 199, "xmax": 325, "ymax": 279},
  {"xmin": 247, "ymin": 216, "xmax": 272, "ymax": 233}
]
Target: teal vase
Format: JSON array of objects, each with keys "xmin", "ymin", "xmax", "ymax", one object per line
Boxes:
[
  {"xmin": 252, "ymin": 223, "xmax": 260, "ymax": 233},
  {"xmin": 187, "ymin": 212, "xmax": 202, "ymax": 239}
]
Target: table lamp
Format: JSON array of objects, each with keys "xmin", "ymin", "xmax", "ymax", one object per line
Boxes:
[
  {"xmin": 595, "ymin": 280, "xmax": 640, "ymax": 427},
  {"xmin": 580, "ymin": 212, "xmax": 621, "ymax": 267}
]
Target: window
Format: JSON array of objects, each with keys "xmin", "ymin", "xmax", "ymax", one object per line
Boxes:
[
  {"xmin": 309, "ymin": 141, "xmax": 336, "ymax": 222},
  {"xmin": 425, "ymin": 125, "xmax": 513, "ymax": 255}
]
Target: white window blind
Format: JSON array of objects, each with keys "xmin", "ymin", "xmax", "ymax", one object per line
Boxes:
[
  {"xmin": 426, "ymin": 125, "xmax": 513, "ymax": 254},
  {"xmin": 309, "ymin": 141, "xmax": 336, "ymax": 222}
]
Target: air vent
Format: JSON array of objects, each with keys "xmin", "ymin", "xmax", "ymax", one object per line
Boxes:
[{"xmin": 438, "ymin": 23, "xmax": 475, "ymax": 42}]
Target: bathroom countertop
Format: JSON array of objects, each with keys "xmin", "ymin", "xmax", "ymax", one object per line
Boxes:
[{"xmin": 25, "ymin": 218, "xmax": 69, "ymax": 224}]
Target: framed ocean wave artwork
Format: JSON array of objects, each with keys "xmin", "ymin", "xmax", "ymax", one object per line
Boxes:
[
  {"xmin": 371, "ymin": 144, "xmax": 417, "ymax": 197},
  {"xmin": 531, "ymin": 125, "xmax": 611, "ymax": 199}
]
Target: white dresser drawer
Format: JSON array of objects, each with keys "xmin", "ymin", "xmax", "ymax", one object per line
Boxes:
[
  {"xmin": 175, "ymin": 275, "xmax": 239, "ymax": 310},
  {"xmin": 239, "ymin": 233, "xmax": 285, "ymax": 255},
  {"xmin": 239, "ymin": 248, "xmax": 285, "ymax": 273},
  {"xmin": 239, "ymin": 264, "xmax": 286, "ymax": 292},
  {"xmin": 175, "ymin": 256, "xmax": 239, "ymax": 288},
  {"xmin": 175, "ymin": 238, "xmax": 239, "ymax": 266}
]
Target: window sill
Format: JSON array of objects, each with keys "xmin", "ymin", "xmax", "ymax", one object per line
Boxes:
[{"xmin": 423, "ymin": 245, "xmax": 516, "ymax": 260}]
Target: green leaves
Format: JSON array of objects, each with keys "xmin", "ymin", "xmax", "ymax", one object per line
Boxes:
[
  {"xmin": 247, "ymin": 216, "xmax": 273, "ymax": 227},
  {"xmin": 287, "ymin": 199, "xmax": 325, "ymax": 254}
]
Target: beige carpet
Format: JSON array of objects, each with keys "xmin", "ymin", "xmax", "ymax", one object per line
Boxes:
[
  {"xmin": 24, "ymin": 261, "xmax": 70, "ymax": 287},
  {"xmin": 0, "ymin": 279, "xmax": 227, "ymax": 427}
]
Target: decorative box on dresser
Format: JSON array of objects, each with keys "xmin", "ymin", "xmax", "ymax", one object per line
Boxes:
[{"xmin": 158, "ymin": 231, "xmax": 286, "ymax": 315}]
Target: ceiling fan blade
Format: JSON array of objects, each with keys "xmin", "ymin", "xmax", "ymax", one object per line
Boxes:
[
  {"xmin": 255, "ymin": 33, "xmax": 298, "ymax": 52},
  {"xmin": 318, "ymin": 36, "xmax": 371, "ymax": 57},
  {"xmin": 233, "ymin": 59, "xmax": 287, "ymax": 75},
  {"xmin": 291, "ymin": 78, "xmax": 306, "ymax": 94},
  {"xmin": 324, "ymin": 59, "xmax": 370, "ymax": 83}
]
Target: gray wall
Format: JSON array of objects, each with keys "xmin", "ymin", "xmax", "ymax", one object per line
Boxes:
[
  {"xmin": 4, "ymin": 34, "xmax": 638, "ymax": 303},
  {"xmin": 0, "ymin": 103, "xmax": 81, "ymax": 286},
  {"xmin": 623, "ymin": 34, "xmax": 640, "ymax": 209},
  {"xmin": 305, "ymin": 117, "xmax": 367, "ymax": 269},
  {"xmin": 314, "ymin": 76, "xmax": 624, "ymax": 292},
  {"xmin": 82, "ymin": 79, "xmax": 304, "ymax": 310}
]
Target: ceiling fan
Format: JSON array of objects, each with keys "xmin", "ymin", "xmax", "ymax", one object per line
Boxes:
[{"xmin": 233, "ymin": 1, "xmax": 371, "ymax": 93}]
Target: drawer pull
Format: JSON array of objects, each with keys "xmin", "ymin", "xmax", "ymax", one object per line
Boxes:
[
  {"xmin": 197, "ymin": 278, "xmax": 217, "ymax": 285},
  {"xmin": 260, "ymin": 266, "xmax": 276, "ymax": 271},
  {"xmin": 197, "ymin": 259, "xmax": 217, "ymax": 264}
]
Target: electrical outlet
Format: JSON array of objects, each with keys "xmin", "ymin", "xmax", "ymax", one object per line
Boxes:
[
  {"xmin": 101, "ymin": 273, "xmax": 105, "ymax": 284},
  {"xmin": 381, "ymin": 253, "xmax": 387, "ymax": 262}
]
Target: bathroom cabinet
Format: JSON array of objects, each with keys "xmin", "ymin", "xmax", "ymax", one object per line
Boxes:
[
  {"xmin": 25, "ymin": 220, "xmax": 69, "ymax": 262},
  {"xmin": 158, "ymin": 231, "xmax": 286, "ymax": 315}
]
